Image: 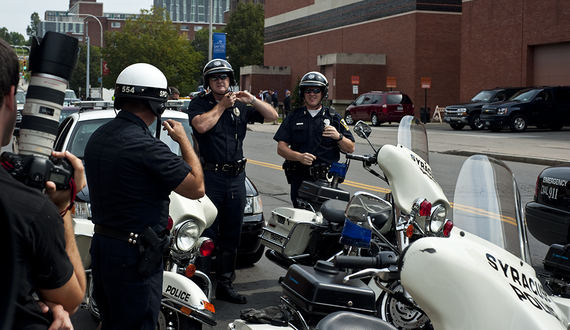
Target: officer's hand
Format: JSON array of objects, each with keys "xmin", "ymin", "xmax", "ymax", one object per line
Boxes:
[
  {"xmin": 298, "ymin": 152, "xmax": 316, "ymax": 166},
  {"xmin": 47, "ymin": 151, "xmax": 86, "ymax": 212},
  {"xmin": 322, "ymin": 125, "xmax": 342, "ymax": 140},
  {"xmin": 162, "ymin": 119, "xmax": 189, "ymax": 144},
  {"xmin": 233, "ymin": 91, "xmax": 254, "ymax": 104},
  {"xmin": 219, "ymin": 91, "xmax": 236, "ymax": 109},
  {"xmin": 38, "ymin": 301, "xmax": 74, "ymax": 330}
]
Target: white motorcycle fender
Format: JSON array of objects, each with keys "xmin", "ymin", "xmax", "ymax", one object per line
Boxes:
[
  {"xmin": 401, "ymin": 227, "xmax": 569, "ymax": 330},
  {"xmin": 377, "ymin": 145, "xmax": 450, "ymax": 217},
  {"xmin": 163, "ymin": 271, "xmax": 210, "ymax": 307},
  {"xmin": 168, "ymin": 192, "xmax": 217, "ymax": 231}
]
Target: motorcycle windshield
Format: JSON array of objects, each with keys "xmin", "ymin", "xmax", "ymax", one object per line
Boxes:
[
  {"xmin": 397, "ymin": 116, "xmax": 429, "ymax": 164},
  {"xmin": 452, "ymin": 155, "xmax": 531, "ymax": 263}
]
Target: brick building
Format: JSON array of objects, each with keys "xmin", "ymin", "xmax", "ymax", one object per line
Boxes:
[{"xmin": 247, "ymin": 0, "xmax": 570, "ymax": 117}]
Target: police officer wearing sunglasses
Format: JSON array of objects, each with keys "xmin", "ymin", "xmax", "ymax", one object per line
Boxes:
[
  {"xmin": 274, "ymin": 71, "xmax": 355, "ymax": 207},
  {"xmin": 187, "ymin": 59, "xmax": 277, "ymax": 304}
]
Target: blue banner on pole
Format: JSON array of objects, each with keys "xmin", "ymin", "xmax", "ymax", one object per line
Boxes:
[{"xmin": 213, "ymin": 32, "xmax": 226, "ymax": 60}]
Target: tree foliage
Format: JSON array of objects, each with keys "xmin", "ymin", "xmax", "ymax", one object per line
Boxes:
[
  {"xmin": 224, "ymin": 1, "xmax": 264, "ymax": 80},
  {"xmin": 102, "ymin": 6, "xmax": 203, "ymax": 95},
  {"xmin": 0, "ymin": 28, "xmax": 26, "ymax": 46},
  {"xmin": 68, "ymin": 44, "xmax": 102, "ymax": 99},
  {"xmin": 26, "ymin": 12, "xmax": 40, "ymax": 39}
]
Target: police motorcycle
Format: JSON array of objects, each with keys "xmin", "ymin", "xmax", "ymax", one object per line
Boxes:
[
  {"xmin": 306, "ymin": 154, "xmax": 570, "ymax": 330},
  {"xmin": 231, "ymin": 117, "xmax": 453, "ymax": 330}
]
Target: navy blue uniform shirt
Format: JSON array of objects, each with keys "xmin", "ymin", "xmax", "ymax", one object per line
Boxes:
[
  {"xmin": 85, "ymin": 110, "xmax": 192, "ymax": 233},
  {"xmin": 273, "ymin": 106, "xmax": 354, "ymax": 165},
  {"xmin": 187, "ymin": 92, "xmax": 264, "ymax": 164}
]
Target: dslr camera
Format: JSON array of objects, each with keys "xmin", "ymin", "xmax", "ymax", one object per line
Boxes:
[{"xmin": 0, "ymin": 32, "xmax": 79, "ymax": 190}]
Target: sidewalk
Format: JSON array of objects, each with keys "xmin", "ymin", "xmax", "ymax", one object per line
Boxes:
[{"xmin": 248, "ymin": 122, "xmax": 570, "ymax": 166}]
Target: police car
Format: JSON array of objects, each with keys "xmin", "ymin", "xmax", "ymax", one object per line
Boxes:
[{"xmin": 54, "ymin": 104, "xmax": 265, "ymax": 265}]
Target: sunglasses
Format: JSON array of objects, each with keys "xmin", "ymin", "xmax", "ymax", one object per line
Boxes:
[
  {"xmin": 210, "ymin": 74, "xmax": 229, "ymax": 81},
  {"xmin": 304, "ymin": 88, "xmax": 322, "ymax": 94}
]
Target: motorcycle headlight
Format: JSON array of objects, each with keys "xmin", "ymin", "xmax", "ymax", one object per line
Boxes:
[
  {"xmin": 173, "ymin": 220, "xmax": 201, "ymax": 253},
  {"xmin": 497, "ymin": 107, "xmax": 508, "ymax": 115},
  {"xmin": 425, "ymin": 204, "xmax": 447, "ymax": 235},
  {"xmin": 72, "ymin": 201, "xmax": 92, "ymax": 220},
  {"xmin": 244, "ymin": 195, "xmax": 263, "ymax": 215}
]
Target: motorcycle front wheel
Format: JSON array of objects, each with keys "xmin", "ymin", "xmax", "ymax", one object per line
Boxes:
[
  {"xmin": 157, "ymin": 304, "xmax": 202, "ymax": 330},
  {"xmin": 377, "ymin": 281, "xmax": 432, "ymax": 330}
]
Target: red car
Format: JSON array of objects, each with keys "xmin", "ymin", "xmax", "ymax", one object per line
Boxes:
[{"xmin": 344, "ymin": 91, "xmax": 414, "ymax": 126}]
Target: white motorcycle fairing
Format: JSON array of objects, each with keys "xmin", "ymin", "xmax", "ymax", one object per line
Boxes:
[
  {"xmin": 377, "ymin": 144, "xmax": 450, "ymax": 217},
  {"xmin": 401, "ymin": 227, "xmax": 569, "ymax": 330},
  {"xmin": 168, "ymin": 192, "xmax": 217, "ymax": 230}
]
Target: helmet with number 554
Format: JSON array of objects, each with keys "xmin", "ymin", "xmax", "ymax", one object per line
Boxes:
[{"xmin": 114, "ymin": 63, "xmax": 170, "ymax": 116}]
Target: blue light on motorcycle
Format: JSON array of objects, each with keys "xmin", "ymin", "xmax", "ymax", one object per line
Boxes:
[
  {"xmin": 330, "ymin": 162, "xmax": 348, "ymax": 179},
  {"xmin": 340, "ymin": 218, "xmax": 372, "ymax": 248}
]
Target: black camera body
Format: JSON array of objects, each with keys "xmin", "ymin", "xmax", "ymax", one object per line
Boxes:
[
  {"xmin": 1, "ymin": 152, "xmax": 73, "ymax": 190},
  {"xmin": 4, "ymin": 31, "xmax": 79, "ymax": 191}
]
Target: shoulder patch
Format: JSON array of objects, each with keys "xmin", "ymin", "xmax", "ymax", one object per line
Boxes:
[{"xmin": 340, "ymin": 118, "xmax": 349, "ymax": 131}]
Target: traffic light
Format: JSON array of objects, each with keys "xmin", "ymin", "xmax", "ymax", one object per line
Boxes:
[{"xmin": 23, "ymin": 58, "xmax": 27, "ymax": 71}]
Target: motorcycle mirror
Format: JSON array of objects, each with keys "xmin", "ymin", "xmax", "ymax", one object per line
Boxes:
[{"xmin": 354, "ymin": 121, "xmax": 372, "ymax": 139}]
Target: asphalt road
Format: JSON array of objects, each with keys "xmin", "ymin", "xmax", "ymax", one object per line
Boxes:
[{"xmin": 71, "ymin": 122, "xmax": 565, "ymax": 329}]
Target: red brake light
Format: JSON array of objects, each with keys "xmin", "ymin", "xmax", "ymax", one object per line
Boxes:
[
  {"xmin": 199, "ymin": 239, "xmax": 215, "ymax": 257},
  {"xmin": 443, "ymin": 221, "xmax": 453, "ymax": 237},
  {"xmin": 167, "ymin": 216, "xmax": 173, "ymax": 231},
  {"xmin": 419, "ymin": 200, "xmax": 432, "ymax": 217}
]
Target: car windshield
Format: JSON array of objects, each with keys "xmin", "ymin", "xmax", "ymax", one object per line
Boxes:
[
  {"xmin": 470, "ymin": 91, "xmax": 495, "ymax": 102},
  {"xmin": 16, "ymin": 90, "xmax": 26, "ymax": 104},
  {"xmin": 67, "ymin": 116, "xmax": 193, "ymax": 160},
  {"xmin": 509, "ymin": 89, "xmax": 540, "ymax": 102}
]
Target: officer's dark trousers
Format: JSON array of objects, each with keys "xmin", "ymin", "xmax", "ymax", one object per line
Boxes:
[
  {"xmin": 91, "ymin": 234, "xmax": 162, "ymax": 330},
  {"xmin": 290, "ymin": 173, "xmax": 315, "ymax": 208},
  {"xmin": 203, "ymin": 170, "xmax": 246, "ymax": 251}
]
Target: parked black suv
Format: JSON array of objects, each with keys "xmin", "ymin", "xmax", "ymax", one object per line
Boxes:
[
  {"xmin": 443, "ymin": 87, "xmax": 523, "ymax": 130},
  {"xmin": 480, "ymin": 86, "xmax": 570, "ymax": 132}
]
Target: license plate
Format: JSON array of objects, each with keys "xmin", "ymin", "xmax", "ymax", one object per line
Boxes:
[
  {"xmin": 485, "ymin": 121, "xmax": 490, "ymax": 125},
  {"xmin": 263, "ymin": 230, "xmax": 284, "ymax": 245},
  {"xmin": 397, "ymin": 106, "xmax": 403, "ymax": 110}
]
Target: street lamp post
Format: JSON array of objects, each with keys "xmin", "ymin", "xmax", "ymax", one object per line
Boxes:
[{"xmin": 71, "ymin": 13, "xmax": 103, "ymax": 99}]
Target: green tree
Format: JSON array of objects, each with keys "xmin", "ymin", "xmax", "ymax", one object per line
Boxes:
[
  {"xmin": 68, "ymin": 44, "xmax": 102, "ymax": 99},
  {"xmin": 10, "ymin": 32, "xmax": 26, "ymax": 45},
  {"xmin": 26, "ymin": 12, "xmax": 40, "ymax": 39},
  {"xmin": 191, "ymin": 27, "xmax": 224, "ymax": 85},
  {"xmin": 224, "ymin": 1, "xmax": 264, "ymax": 80},
  {"xmin": 103, "ymin": 6, "xmax": 203, "ymax": 95}
]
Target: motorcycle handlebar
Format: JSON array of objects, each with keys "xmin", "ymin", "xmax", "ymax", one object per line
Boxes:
[
  {"xmin": 346, "ymin": 153, "xmax": 376, "ymax": 164},
  {"xmin": 334, "ymin": 252, "xmax": 397, "ymax": 270}
]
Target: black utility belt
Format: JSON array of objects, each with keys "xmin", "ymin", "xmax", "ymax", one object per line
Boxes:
[
  {"xmin": 94, "ymin": 224, "xmax": 143, "ymax": 245},
  {"xmin": 203, "ymin": 158, "xmax": 247, "ymax": 176}
]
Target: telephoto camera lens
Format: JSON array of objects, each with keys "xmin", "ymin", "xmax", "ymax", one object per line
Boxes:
[{"xmin": 19, "ymin": 31, "xmax": 79, "ymax": 157}]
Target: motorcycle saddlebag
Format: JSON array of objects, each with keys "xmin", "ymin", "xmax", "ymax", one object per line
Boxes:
[
  {"xmin": 281, "ymin": 261, "xmax": 376, "ymax": 317},
  {"xmin": 298, "ymin": 180, "xmax": 350, "ymax": 205}
]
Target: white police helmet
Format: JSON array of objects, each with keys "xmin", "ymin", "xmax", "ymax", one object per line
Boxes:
[{"xmin": 114, "ymin": 63, "xmax": 169, "ymax": 116}]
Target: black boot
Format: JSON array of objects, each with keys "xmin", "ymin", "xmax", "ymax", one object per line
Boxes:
[{"xmin": 215, "ymin": 250, "xmax": 247, "ymax": 304}]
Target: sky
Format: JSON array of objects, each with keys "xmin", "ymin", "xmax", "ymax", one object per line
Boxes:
[{"xmin": 2, "ymin": 0, "xmax": 153, "ymax": 37}]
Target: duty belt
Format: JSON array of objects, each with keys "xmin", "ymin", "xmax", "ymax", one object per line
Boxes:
[
  {"xmin": 94, "ymin": 224, "xmax": 141, "ymax": 245},
  {"xmin": 202, "ymin": 158, "xmax": 247, "ymax": 175}
]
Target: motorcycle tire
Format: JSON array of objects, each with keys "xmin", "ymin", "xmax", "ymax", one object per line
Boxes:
[
  {"xmin": 377, "ymin": 281, "xmax": 432, "ymax": 330},
  {"xmin": 158, "ymin": 303, "xmax": 202, "ymax": 330}
]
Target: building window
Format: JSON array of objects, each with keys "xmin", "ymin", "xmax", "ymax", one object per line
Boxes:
[
  {"xmin": 194, "ymin": 26, "xmax": 202, "ymax": 31},
  {"xmin": 181, "ymin": 25, "xmax": 189, "ymax": 31},
  {"xmin": 111, "ymin": 22, "xmax": 121, "ymax": 28}
]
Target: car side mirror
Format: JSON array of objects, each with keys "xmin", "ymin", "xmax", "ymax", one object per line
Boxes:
[
  {"xmin": 350, "ymin": 101, "xmax": 356, "ymax": 105},
  {"xmin": 534, "ymin": 97, "xmax": 543, "ymax": 102}
]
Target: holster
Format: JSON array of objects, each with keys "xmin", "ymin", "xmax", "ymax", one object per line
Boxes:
[{"xmin": 137, "ymin": 227, "xmax": 170, "ymax": 277}]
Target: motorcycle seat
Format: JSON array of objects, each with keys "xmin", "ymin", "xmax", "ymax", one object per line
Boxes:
[
  {"xmin": 320, "ymin": 199, "xmax": 349, "ymax": 224},
  {"xmin": 316, "ymin": 311, "xmax": 397, "ymax": 330}
]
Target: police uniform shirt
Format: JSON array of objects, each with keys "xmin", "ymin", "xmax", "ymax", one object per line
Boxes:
[
  {"xmin": 187, "ymin": 92, "xmax": 264, "ymax": 164},
  {"xmin": 85, "ymin": 110, "xmax": 192, "ymax": 233},
  {"xmin": 0, "ymin": 168, "xmax": 74, "ymax": 328},
  {"xmin": 273, "ymin": 106, "xmax": 355, "ymax": 164}
]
